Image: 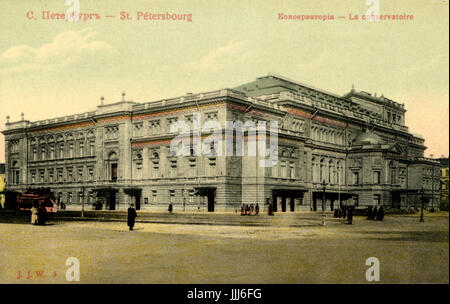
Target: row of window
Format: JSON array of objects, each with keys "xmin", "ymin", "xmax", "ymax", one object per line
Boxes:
[
  {"xmin": 132, "ymin": 158, "xmax": 217, "ymax": 179},
  {"xmin": 30, "ymin": 166, "xmax": 95, "ymax": 184},
  {"xmin": 31, "ymin": 141, "xmax": 95, "ymax": 161},
  {"xmin": 133, "ymin": 112, "xmax": 219, "ymax": 137},
  {"xmin": 310, "ymin": 126, "xmax": 345, "ymax": 145}
]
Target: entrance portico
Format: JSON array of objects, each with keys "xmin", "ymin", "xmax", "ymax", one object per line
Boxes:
[{"xmin": 271, "ymin": 189, "xmax": 307, "ymax": 212}]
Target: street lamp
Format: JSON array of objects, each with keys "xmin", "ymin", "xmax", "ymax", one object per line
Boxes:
[
  {"xmin": 420, "ymin": 186, "xmax": 424, "ymax": 222},
  {"xmin": 81, "ymin": 186, "xmax": 85, "ymax": 218},
  {"xmin": 322, "ymin": 180, "xmax": 327, "ymax": 226}
]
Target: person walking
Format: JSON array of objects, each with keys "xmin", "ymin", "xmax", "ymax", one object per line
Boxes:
[
  {"xmin": 30, "ymin": 203, "xmax": 38, "ymax": 225},
  {"xmin": 367, "ymin": 206, "xmax": 373, "ymax": 220},
  {"xmin": 377, "ymin": 205, "xmax": 384, "ymax": 221},
  {"xmin": 373, "ymin": 206, "xmax": 378, "ymax": 221},
  {"xmin": 347, "ymin": 206, "xmax": 354, "ymax": 225},
  {"xmin": 127, "ymin": 204, "xmax": 137, "ymax": 231},
  {"xmin": 37, "ymin": 205, "xmax": 47, "ymax": 225},
  {"xmin": 255, "ymin": 203, "xmax": 260, "ymax": 216},
  {"xmin": 168, "ymin": 202, "xmax": 173, "ymax": 214}
]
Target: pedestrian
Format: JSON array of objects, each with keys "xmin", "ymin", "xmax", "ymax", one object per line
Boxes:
[
  {"xmin": 377, "ymin": 205, "xmax": 384, "ymax": 221},
  {"xmin": 246, "ymin": 204, "xmax": 251, "ymax": 216},
  {"xmin": 127, "ymin": 204, "xmax": 137, "ymax": 231},
  {"xmin": 367, "ymin": 206, "xmax": 373, "ymax": 220},
  {"xmin": 168, "ymin": 202, "xmax": 173, "ymax": 214},
  {"xmin": 240, "ymin": 204, "xmax": 245, "ymax": 216},
  {"xmin": 373, "ymin": 206, "xmax": 378, "ymax": 221},
  {"xmin": 30, "ymin": 203, "xmax": 38, "ymax": 225},
  {"xmin": 37, "ymin": 205, "xmax": 47, "ymax": 225},
  {"xmin": 347, "ymin": 206, "xmax": 354, "ymax": 224},
  {"xmin": 255, "ymin": 203, "xmax": 260, "ymax": 216},
  {"xmin": 342, "ymin": 206, "xmax": 347, "ymax": 219},
  {"xmin": 268, "ymin": 204, "xmax": 274, "ymax": 216}
]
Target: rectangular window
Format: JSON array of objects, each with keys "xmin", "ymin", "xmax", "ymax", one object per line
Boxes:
[
  {"xmin": 152, "ymin": 190, "xmax": 157, "ymax": 204},
  {"xmin": 188, "ymin": 158, "xmax": 196, "ymax": 177},
  {"xmin": 57, "ymin": 169, "xmax": 63, "ymax": 182},
  {"xmin": 111, "ymin": 164, "xmax": 118, "ymax": 181},
  {"xmin": 289, "ymin": 162, "xmax": 295, "ymax": 179},
  {"xmin": 88, "ymin": 167, "xmax": 94, "ymax": 181},
  {"xmin": 170, "ymin": 161, "xmax": 177, "ymax": 178},
  {"xmin": 59, "ymin": 144, "xmax": 64, "ymax": 159},
  {"xmin": 169, "ymin": 190, "xmax": 175, "ymax": 203},
  {"xmin": 41, "ymin": 147, "xmax": 46, "ymax": 161},
  {"xmin": 31, "ymin": 171, "xmax": 36, "ymax": 184},
  {"xmin": 144, "ymin": 198, "xmax": 149, "ymax": 205},
  {"xmin": 209, "ymin": 158, "xmax": 216, "ymax": 176},
  {"xmin": 32, "ymin": 147, "xmax": 37, "ymax": 161},
  {"xmin": 68, "ymin": 192, "xmax": 72, "ymax": 204},
  {"xmin": 89, "ymin": 141, "xmax": 95, "ymax": 156},
  {"xmin": 67, "ymin": 168, "xmax": 73, "ymax": 182},
  {"xmin": 79, "ymin": 142, "xmax": 84, "ymax": 157},
  {"xmin": 189, "ymin": 190, "xmax": 194, "ymax": 203},
  {"xmin": 374, "ymin": 171, "xmax": 381, "ymax": 184},
  {"xmin": 39, "ymin": 170, "xmax": 45, "ymax": 183},
  {"xmin": 69, "ymin": 143, "xmax": 74, "ymax": 158},
  {"xmin": 353, "ymin": 171, "xmax": 359, "ymax": 185},
  {"xmin": 77, "ymin": 167, "xmax": 83, "ymax": 181},
  {"xmin": 48, "ymin": 169, "xmax": 54, "ymax": 183}
]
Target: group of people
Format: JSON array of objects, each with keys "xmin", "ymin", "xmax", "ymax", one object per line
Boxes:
[
  {"xmin": 367, "ymin": 205, "xmax": 384, "ymax": 221},
  {"xmin": 334, "ymin": 205, "xmax": 355, "ymax": 224},
  {"xmin": 30, "ymin": 203, "xmax": 48, "ymax": 225},
  {"xmin": 240, "ymin": 203, "xmax": 259, "ymax": 216},
  {"xmin": 93, "ymin": 200, "xmax": 103, "ymax": 210}
]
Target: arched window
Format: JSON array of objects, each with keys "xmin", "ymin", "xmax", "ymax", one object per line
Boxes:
[
  {"xmin": 11, "ymin": 161, "xmax": 20, "ymax": 184},
  {"xmin": 108, "ymin": 151, "xmax": 118, "ymax": 181},
  {"xmin": 320, "ymin": 158, "xmax": 325, "ymax": 182}
]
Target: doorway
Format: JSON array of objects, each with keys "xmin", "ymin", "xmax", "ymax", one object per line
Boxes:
[
  {"xmin": 207, "ymin": 191, "xmax": 215, "ymax": 212},
  {"xmin": 135, "ymin": 194, "xmax": 141, "ymax": 210},
  {"xmin": 290, "ymin": 198, "xmax": 295, "ymax": 212},
  {"xmin": 281, "ymin": 197, "xmax": 287, "ymax": 212},
  {"xmin": 107, "ymin": 191, "xmax": 116, "ymax": 210}
]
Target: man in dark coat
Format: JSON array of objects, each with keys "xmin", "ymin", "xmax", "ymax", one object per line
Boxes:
[
  {"xmin": 373, "ymin": 206, "xmax": 378, "ymax": 220},
  {"xmin": 168, "ymin": 202, "xmax": 173, "ymax": 214},
  {"xmin": 377, "ymin": 205, "xmax": 384, "ymax": 221},
  {"xmin": 255, "ymin": 203, "xmax": 260, "ymax": 216},
  {"xmin": 367, "ymin": 206, "xmax": 373, "ymax": 220},
  {"xmin": 127, "ymin": 204, "xmax": 137, "ymax": 231},
  {"xmin": 37, "ymin": 205, "xmax": 47, "ymax": 225},
  {"xmin": 347, "ymin": 206, "xmax": 354, "ymax": 224}
]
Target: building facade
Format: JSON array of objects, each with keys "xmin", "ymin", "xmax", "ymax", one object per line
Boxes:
[
  {"xmin": 438, "ymin": 158, "xmax": 449, "ymax": 210},
  {"xmin": 2, "ymin": 75, "xmax": 441, "ymax": 212}
]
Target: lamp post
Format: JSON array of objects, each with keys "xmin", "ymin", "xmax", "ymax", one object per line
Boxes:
[
  {"xmin": 322, "ymin": 180, "xmax": 327, "ymax": 226},
  {"xmin": 81, "ymin": 186, "xmax": 85, "ymax": 218},
  {"xmin": 420, "ymin": 186, "xmax": 424, "ymax": 222}
]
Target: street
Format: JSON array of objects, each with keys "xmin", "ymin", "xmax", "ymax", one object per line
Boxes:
[{"xmin": 0, "ymin": 212, "xmax": 448, "ymax": 283}]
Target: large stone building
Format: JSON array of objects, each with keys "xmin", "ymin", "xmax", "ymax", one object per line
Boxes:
[
  {"xmin": 438, "ymin": 158, "xmax": 449, "ymax": 210},
  {"xmin": 2, "ymin": 74, "xmax": 441, "ymax": 212}
]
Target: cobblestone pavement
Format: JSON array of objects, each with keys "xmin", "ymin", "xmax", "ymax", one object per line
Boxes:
[{"xmin": 0, "ymin": 212, "xmax": 448, "ymax": 284}]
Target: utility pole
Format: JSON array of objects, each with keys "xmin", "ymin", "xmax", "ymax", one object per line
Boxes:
[
  {"xmin": 420, "ymin": 187, "xmax": 424, "ymax": 222},
  {"xmin": 322, "ymin": 180, "xmax": 327, "ymax": 226}
]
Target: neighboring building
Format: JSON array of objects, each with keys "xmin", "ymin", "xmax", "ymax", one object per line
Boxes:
[
  {"xmin": 437, "ymin": 157, "xmax": 449, "ymax": 210},
  {"xmin": 0, "ymin": 163, "xmax": 5, "ymax": 208},
  {"xmin": 1, "ymin": 74, "xmax": 441, "ymax": 212}
]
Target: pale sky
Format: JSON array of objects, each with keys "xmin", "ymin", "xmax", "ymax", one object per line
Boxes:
[{"xmin": 0, "ymin": 0, "xmax": 448, "ymax": 163}]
